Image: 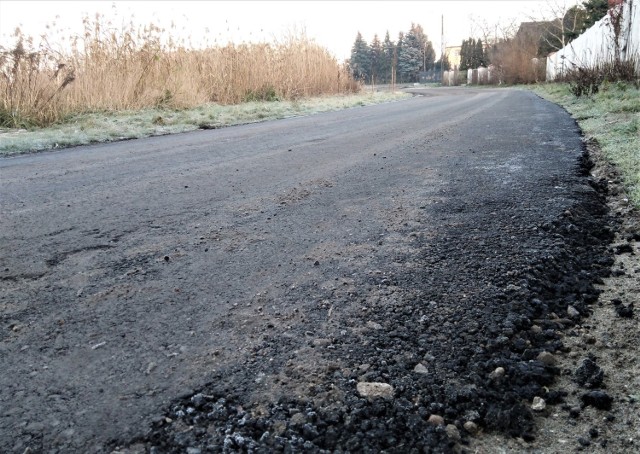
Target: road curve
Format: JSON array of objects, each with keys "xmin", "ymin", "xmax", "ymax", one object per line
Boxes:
[{"xmin": 0, "ymin": 88, "xmax": 613, "ymax": 452}]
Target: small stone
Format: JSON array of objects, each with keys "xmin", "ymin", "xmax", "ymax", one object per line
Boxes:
[
  {"xmin": 145, "ymin": 362, "xmax": 157, "ymax": 375},
  {"xmin": 290, "ymin": 413, "xmax": 306, "ymax": 426},
  {"xmin": 532, "ymin": 396, "xmax": 546, "ymax": 411},
  {"xmin": 582, "ymin": 390, "xmax": 613, "ymax": 410},
  {"xmin": 575, "ymin": 357, "xmax": 604, "ymax": 388},
  {"xmin": 567, "ymin": 306, "xmax": 580, "ymax": 318},
  {"xmin": 191, "ymin": 393, "xmax": 206, "ymax": 409},
  {"xmin": 427, "ymin": 414, "xmax": 445, "ymax": 426},
  {"xmin": 312, "ymin": 338, "xmax": 332, "ymax": 347},
  {"xmin": 577, "ymin": 437, "xmax": 591, "ymax": 447},
  {"xmin": 537, "ymin": 351, "xmax": 556, "ymax": 366},
  {"xmin": 615, "ymin": 303, "xmax": 633, "ymax": 318},
  {"xmin": 186, "ymin": 448, "xmax": 202, "ymax": 454},
  {"xmin": 413, "ymin": 363, "xmax": 428, "ymax": 374},
  {"xmin": 366, "ymin": 321, "xmax": 383, "ymax": 330},
  {"xmin": 489, "ymin": 367, "xmax": 505, "ymax": 380},
  {"xmin": 356, "ymin": 382, "xmax": 394, "ymax": 399},
  {"xmin": 463, "ymin": 421, "xmax": 478, "ymax": 435},
  {"xmin": 446, "ymin": 424, "xmax": 461, "ymax": 442}
]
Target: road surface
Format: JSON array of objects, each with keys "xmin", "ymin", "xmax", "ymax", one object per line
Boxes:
[{"xmin": 0, "ymin": 88, "xmax": 613, "ymax": 452}]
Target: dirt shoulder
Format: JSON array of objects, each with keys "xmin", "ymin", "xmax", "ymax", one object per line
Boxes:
[{"xmin": 469, "ymin": 141, "xmax": 640, "ymax": 453}]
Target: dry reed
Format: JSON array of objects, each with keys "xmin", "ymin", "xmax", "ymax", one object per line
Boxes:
[{"xmin": 0, "ymin": 14, "xmax": 358, "ymax": 128}]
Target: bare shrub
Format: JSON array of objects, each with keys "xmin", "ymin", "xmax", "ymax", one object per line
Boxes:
[
  {"xmin": 562, "ymin": 58, "xmax": 639, "ymax": 97},
  {"xmin": 488, "ymin": 33, "xmax": 546, "ymax": 85}
]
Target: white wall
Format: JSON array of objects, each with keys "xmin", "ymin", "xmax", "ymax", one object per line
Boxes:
[{"xmin": 547, "ymin": 0, "xmax": 639, "ymax": 80}]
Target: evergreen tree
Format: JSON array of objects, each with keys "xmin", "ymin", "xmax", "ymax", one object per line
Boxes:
[
  {"xmin": 409, "ymin": 23, "xmax": 435, "ymax": 71},
  {"xmin": 475, "ymin": 39, "xmax": 486, "ymax": 67},
  {"xmin": 562, "ymin": 5, "xmax": 588, "ymax": 42},
  {"xmin": 581, "ymin": 0, "xmax": 609, "ymax": 33},
  {"xmin": 396, "ymin": 31, "xmax": 406, "ymax": 82},
  {"xmin": 349, "ymin": 32, "xmax": 371, "ymax": 80},
  {"xmin": 398, "ymin": 26, "xmax": 423, "ymax": 82},
  {"xmin": 434, "ymin": 54, "xmax": 450, "ymax": 73},
  {"xmin": 459, "ymin": 38, "xmax": 472, "ymax": 71},
  {"xmin": 381, "ymin": 31, "xmax": 395, "ymax": 83},
  {"xmin": 370, "ymin": 34, "xmax": 384, "ymax": 84},
  {"xmin": 459, "ymin": 37, "xmax": 485, "ymax": 70}
]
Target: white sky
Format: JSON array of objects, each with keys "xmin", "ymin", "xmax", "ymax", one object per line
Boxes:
[{"xmin": 0, "ymin": 1, "xmax": 576, "ymax": 61}]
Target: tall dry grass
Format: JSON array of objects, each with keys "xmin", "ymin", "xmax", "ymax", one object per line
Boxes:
[{"xmin": 0, "ymin": 15, "xmax": 358, "ymax": 128}]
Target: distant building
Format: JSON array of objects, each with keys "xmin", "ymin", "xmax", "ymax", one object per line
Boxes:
[
  {"xmin": 515, "ymin": 20, "xmax": 562, "ymax": 57},
  {"xmin": 515, "ymin": 21, "xmax": 556, "ymax": 42},
  {"xmin": 444, "ymin": 45, "xmax": 462, "ymax": 69}
]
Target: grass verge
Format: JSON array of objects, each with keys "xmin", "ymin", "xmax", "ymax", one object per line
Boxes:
[
  {"xmin": 0, "ymin": 91, "xmax": 411, "ymax": 156},
  {"xmin": 530, "ymin": 82, "xmax": 640, "ymax": 208}
]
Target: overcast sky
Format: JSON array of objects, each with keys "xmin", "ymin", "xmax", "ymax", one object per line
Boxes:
[{"xmin": 0, "ymin": 1, "xmax": 577, "ymax": 61}]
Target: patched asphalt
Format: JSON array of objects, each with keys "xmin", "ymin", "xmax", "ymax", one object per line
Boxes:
[{"xmin": 0, "ymin": 88, "xmax": 616, "ymax": 453}]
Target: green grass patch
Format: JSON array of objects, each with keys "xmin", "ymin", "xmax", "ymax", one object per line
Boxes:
[
  {"xmin": 0, "ymin": 91, "xmax": 411, "ymax": 156},
  {"xmin": 530, "ymin": 82, "xmax": 640, "ymax": 208}
]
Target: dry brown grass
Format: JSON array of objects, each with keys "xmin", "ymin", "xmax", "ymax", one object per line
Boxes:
[{"xmin": 0, "ymin": 15, "xmax": 358, "ymax": 128}]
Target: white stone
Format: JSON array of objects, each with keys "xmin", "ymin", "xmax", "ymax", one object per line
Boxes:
[
  {"xmin": 356, "ymin": 382, "xmax": 394, "ymax": 399},
  {"xmin": 532, "ymin": 396, "xmax": 547, "ymax": 411},
  {"xmin": 490, "ymin": 367, "xmax": 505, "ymax": 379},
  {"xmin": 446, "ymin": 424, "xmax": 461, "ymax": 441},
  {"xmin": 413, "ymin": 363, "xmax": 428, "ymax": 374},
  {"xmin": 567, "ymin": 306, "xmax": 580, "ymax": 317},
  {"xmin": 427, "ymin": 414, "xmax": 445, "ymax": 426}
]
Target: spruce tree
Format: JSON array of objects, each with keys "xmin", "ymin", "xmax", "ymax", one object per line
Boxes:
[
  {"xmin": 396, "ymin": 31, "xmax": 406, "ymax": 82},
  {"xmin": 381, "ymin": 31, "xmax": 395, "ymax": 83},
  {"xmin": 581, "ymin": 0, "xmax": 609, "ymax": 33},
  {"xmin": 459, "ymin": 39, "xmax": 469, "ymax": 71},
  {"xmin": 409, "ymin": 23, "xmax": 435, "ymax": 71},
  {"xmin": 349, "ymin": 32, "xmax": 371, "ymax": 81},
  {"xmin": 370, "ymin": 34, "xmax": 383, "ymax": 84},
  {"xmin": 475, "ymin": 39, "xmax": 485, "ymax": 67},
  {"xmin": 398, "ymin": 24, "xmax": 423, "ymax": 82}
]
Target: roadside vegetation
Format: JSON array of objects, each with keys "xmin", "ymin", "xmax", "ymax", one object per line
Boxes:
[
  {"xmin": 0, "ymin": 14, "xmax": 417, "ymax": 155},
  {"xmin": 0, "ymin": 14, "xmax": 358, "ymax": 130},
  {"xmin": 0, "ymin": 90, "xmax": 409, "ymax": 155},
  {"xmin": 532, "ymin": 80, "xmax": 640, "ymax": 208}
]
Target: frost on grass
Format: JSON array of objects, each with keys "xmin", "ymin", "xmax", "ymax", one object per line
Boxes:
[
  {"xmin": 0, "ymin": 91, "xmax": 410, "ymax": 156},
  {"xmin": 532, "ymin": 82, "xmax": 640, "ymax": 208}
]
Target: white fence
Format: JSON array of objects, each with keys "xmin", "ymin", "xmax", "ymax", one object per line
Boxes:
[
  {"xmin": 442, "ymin": 66, "xmax": 499, "ymax": 86},
  {"xmin": 547, "ymin": 0, "xmax": 639, "ymax": 80}
]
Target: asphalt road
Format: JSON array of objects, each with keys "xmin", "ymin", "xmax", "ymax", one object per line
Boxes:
[{"xmin": 0, "ymin": 88, "xmax": 613, "ymax": 452}]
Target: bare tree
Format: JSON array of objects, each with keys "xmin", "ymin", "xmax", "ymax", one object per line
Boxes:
[{"xmin": 533, "ymin": 0, "xmax": 587, "ymax": 53}]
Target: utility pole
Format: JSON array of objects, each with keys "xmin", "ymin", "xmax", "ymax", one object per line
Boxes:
[{"xmin": 441, "ymin": 14, "xmax": 445, "ymax": 84}]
